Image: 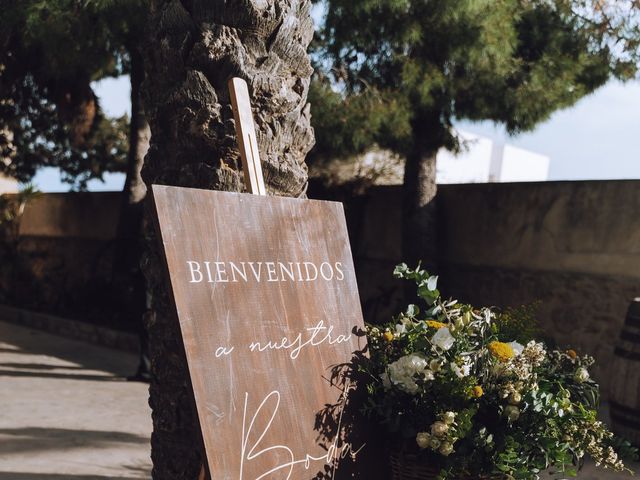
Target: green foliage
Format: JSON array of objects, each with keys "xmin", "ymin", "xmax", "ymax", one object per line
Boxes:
[
  {"xmin": 494, "ymin": 304, "xmax": 540, "ymax": 345},
  {"xmin": 311, "ymin": 0, "xmax": 640, "ymax": 162},
  {"xmin": 1, "ymin": 0, "xmax": 146, "ymax": 81},
  {"xmin": 0, "ymin": 72, "xmax": 129, "ymax": 188},
  {"xmin": 308, "ymin": 75, "xmax": 411, "ymax": 162},
  {"xmin": 0, "ymin": 184, "xmax": 40, "ymax": 244},
  {"xmin": 0, "ymin": 0, "xmax": 146, "ymax": 188},
  {"xmin": 0, "ymin": 184, "xmax": 39, "ymax": 224},
  {"xmin": 393, "ymin": 262, "xmax": 440, "ymax": 306},
  {"xmin": 361, "ymin": 265, "xmax": 633, "ymax": 479},
  {"xmin": 0, "ymin": 72, "xmax": 130, "ymax": 189}
]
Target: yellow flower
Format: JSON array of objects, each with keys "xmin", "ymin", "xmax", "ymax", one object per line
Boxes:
[
  {"xmin": 383, "ymin": 331, "xmax": 395, "ymax": 342},
  {"xmin": 566, "ymin": 349, "xmax": 577, "ymax": 360},
  {"xmin": 471, "ymin": 385, "xmax": 484, "ymax": 398},
  {"xmin": 426, "ymin": 320, "xmax": 447, "ymax": 330},
  {"xmin": 488, "ymin": 341, "xmax": 515, "ymax": 362}
]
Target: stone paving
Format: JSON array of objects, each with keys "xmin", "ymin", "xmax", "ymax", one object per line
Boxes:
[
  {"xmin": 0, "ymin": 321, "xmax": 151, "ymax": 480},
  {"xmin": 0, "ymin": 319, "xmax": 637, "ymax": 479}
]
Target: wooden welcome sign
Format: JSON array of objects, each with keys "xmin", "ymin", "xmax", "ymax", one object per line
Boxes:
[{"xmin": 151, "ymin": 79, "xmax": 370, "ymax": 479}]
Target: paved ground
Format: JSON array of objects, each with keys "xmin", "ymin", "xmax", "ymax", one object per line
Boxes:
[
  {"xmin": 0, "ymin": 321, "xmax": 151, "ymax": 480},
  {"xmin": 0, "ymin": 320, "xmax": 637, "ymax": 479}
]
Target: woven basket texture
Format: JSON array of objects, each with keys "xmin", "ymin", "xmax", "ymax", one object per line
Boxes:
[{"xmin": 389, "ymin": 450, "xmax": 488, "ymax": 480}]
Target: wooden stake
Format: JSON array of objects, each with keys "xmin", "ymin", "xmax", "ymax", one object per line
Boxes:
[
  {"xmin": 228, "ymin": 77, "xmax": 267, "ymax": 195},
  {"xmin": 197, "ymin": 76, "xmax": 267, "ymax": 480}
]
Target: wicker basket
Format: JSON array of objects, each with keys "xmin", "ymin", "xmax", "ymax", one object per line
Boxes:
[
  {"xmin": 390, "ymin": 450, "xmax": 487, "ymax": 480},
  {"xmin": 390, "ymin": 450, "xmax": 440, "ymax": 479}
]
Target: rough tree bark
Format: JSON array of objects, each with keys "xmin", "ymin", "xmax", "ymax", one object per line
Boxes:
[
  {"xmin": 402, "ymin": 150, "xmax": 437, "ymax": 269},
  {"xmin": 121, "ymin": 47, "xmax": 151, "ymax": 221},
  {"xmin": 402, "ymin": 112, "xmax": 441, "ymax": 273},
  {"xmin": 113, "ymin": 46, "xmax": 150, "ymax": 334},
  {"xmin": 140, "ymin": 1, "xmax": 315, "ymax": 478}
]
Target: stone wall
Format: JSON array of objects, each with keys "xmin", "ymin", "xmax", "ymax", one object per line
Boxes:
[
  {"xmin": 18, "ymin": 191, "xmax": 120, "ymax": 238},
  {"xmin": 438, "ymin": 181, "xmax": 640, "ymax": 279},
  {"xmin": 0, "ymin": 192, "xmax": 138, "ymax": 332},
  {"xmin": 4, "ymin": 182, "xmax": 639, "ymax": 391},
  {"xmin": 438, "ymin": 181, "xmax": 640, "ymax": 393},
  {"xmin": 336, "ymin": 180, "xmax": 640, "ymax": 393}
]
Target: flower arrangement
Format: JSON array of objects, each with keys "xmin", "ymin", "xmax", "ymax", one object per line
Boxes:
[{"xmin": 362, "ymin": 264, "xmax": 635, "ymax": 479}]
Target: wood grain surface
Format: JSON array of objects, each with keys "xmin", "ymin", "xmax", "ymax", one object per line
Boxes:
[
  {"xmin": 228, "ymin": 77, "xmax": 266, "ymax": 196},
  {"xmin": 151, "ymin": 185, "xmax": 371, "ymax": 479}
]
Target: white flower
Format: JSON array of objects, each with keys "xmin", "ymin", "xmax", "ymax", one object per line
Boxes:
[
  {"xmin": 508, "ymin": 392, "xmax": 522, "ymax": 405},
  {"xmin": 408, "ymin": 354, "xmax": 429, "ymax": 370},
  {"xmin": 442, "ymin": 411, "xmax": 456, "ymax": 425},
  {"xmin": 429, "ymin": 359, "xmax": 443, "ymax": 372},
  {"xmin": 450, "ymin": 362, "xmax": 465, "ymax": 378},
  {"xmin": 385, "ymin": 354, "xmax": 431, "ymax": 394},
  {"xmin": 508, "ymin": 341, "xmax": 524, "ymax": 356},
  {"xmin": 416, "ymin": 432, "xmax": 431, "ymax": 449},
  {"xmin": 395, "ymin": 323, "xmax": 407, "ymax": 335},
  {"xmin": 450, "ymin": 357, "xmax": 472, "ymax": 378},
  {"xmin": 380, "ymin": 372, "xmax": 392, "ymax": 390},
  {"xmin": 574, "ymin": 367, "xmax": 590, "ymax": 383},
  {"xmin": 492, "ymin": 362, "xmax": 508, "ymax": 378},
  {"xmin": 522, "ymin": 341, "xmax": 546, "ymax": 365},
  {"xmin": 432, "ymin": 327, "xmax": 455, "ymax": 351},
  {"xmin": 504, "ymin": 405, "xmax": 520, "ymax": 422},
  {"xmin": 439, "ymin": 442, "xmax": 454, "ymax": 456},
  {"xmin": 431, "ymin": 421, "xmax": 449, "ymax": 436}
]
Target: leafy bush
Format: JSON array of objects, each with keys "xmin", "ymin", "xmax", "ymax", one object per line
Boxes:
[{"xmin": 362, "ymin": 263, "xmax": 635, "ymax": 479}]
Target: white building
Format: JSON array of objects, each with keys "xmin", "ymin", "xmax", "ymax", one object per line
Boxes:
[{"xmin": 436, "ymin": 130, "xmax": 550, "ymax": 184}]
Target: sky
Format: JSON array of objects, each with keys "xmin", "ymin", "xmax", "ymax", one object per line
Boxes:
[
  {"xmin": 458, "ymin": 80, "xmax": 640, "ymax": 181},
  {"xmin": 32, "ymin": 75, "xmax": 132, "ymax": 192},
  {"xmin": 33, "ymin": 74, "xmax": 640, "ymax": 192}
]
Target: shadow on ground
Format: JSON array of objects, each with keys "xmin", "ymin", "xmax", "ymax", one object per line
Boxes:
[
  {"xmin": 0, "ymin": 369, "xmax": 126, "ymax": 381},
  {"xmin": 0, "ymin": 427, "xmax": 148, "ymax": 455},
  {"xmin": 0, "ymin": 321, "xmax": 136, "ymax": 376},
  {"xmin": 0, "ymin": 362, "xmax": 86, "ymax": 370}
]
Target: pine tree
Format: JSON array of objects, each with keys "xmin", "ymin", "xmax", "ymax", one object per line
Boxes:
[{"xmin": 313, "ymin": 0, "xmax": 640, "ymax": 267}]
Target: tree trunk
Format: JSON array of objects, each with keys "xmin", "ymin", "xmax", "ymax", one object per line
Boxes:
[
  {"xmin": 402, "ymin": 114, "xmax": 440, "ymax": 273},
  {"xmin": 122, "ymin": 46, "xmax": 150, "ymax": 220},
  {"xmin": 113, "ymin": 46, "xmax": 150, "ymax": 333},
  {"xmin": 140, "ymin": 1, "xmax": 315, "ymax": 478}
]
